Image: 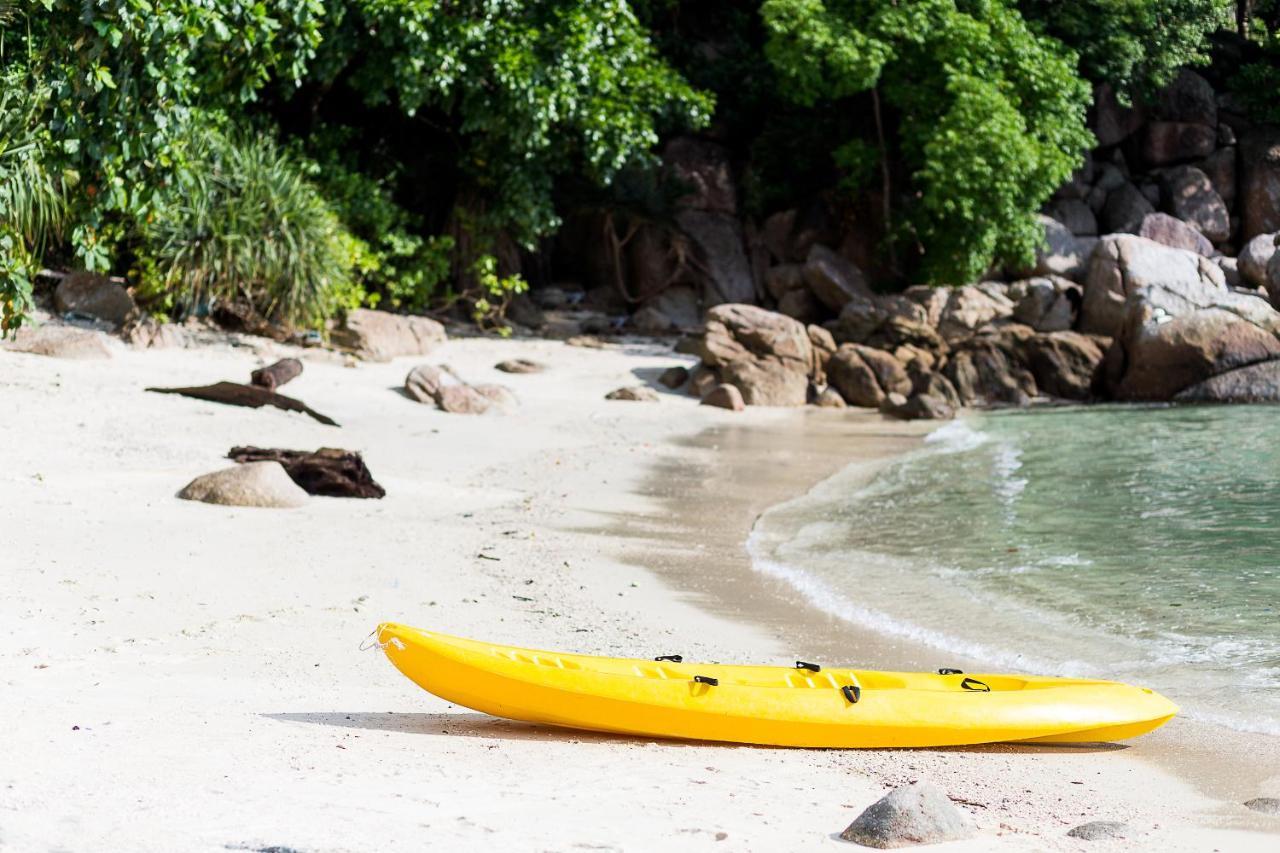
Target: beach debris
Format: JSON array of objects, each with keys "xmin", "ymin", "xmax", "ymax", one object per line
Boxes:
[
  {"xmin": 331, "ymin": 308, "xmax": 447, "ymax": 361},
  {"xmin": 404, "ymin": 364, "xmax": 516, "ymax": 415},
  {"xmin": 1066, "ymin": 821, "xmax": 1131, "ymax": 840},
  {"xmin": 54, "ymin": 271, "xmax": 135, "ymax": 327},
  {"xmin": 605, "ymin": 385, "xmax": 659, "ymax": 402},
  {"xmin": 4, "ymin": 325, "xmax": 114, "ymax": 359},
  {"xmin": 228, "ymin": 447, "xmax": 385, "ymax": 499},
  {"xmin": 495, "ymin": 358, "xmax": 545, "ymax": 374},
  {"xmin": 658, "ymin": 365, "xmax": 690, "ymax": 389},
  {"xmin": 700, "ymin": 383, "xmax": 744, "ymax": 411},
  {"xmin": 250, "ymin": 358, "xmax": 303, "ymax": 391},
  {"xmin": 177, "ymin": 461, "xmax": 308, "ymax": 508},
  {"xmin": 839, "ymin": 781, "xmax": 974, "ymax": 848},
  {"xmin": 1244, "ymin": 797, "xmax": 1280, "ymax": 815},
  {"xmin": 148, "ymin": 381, "xmax": 338, "ymax": 426},
  {"xmin": 566, "ymin": 334, "xmax": 606, "ymax": 349},
  {"xmin": 880, "ymin": 392, "xmax": 955, "ymax": 421},
  {"xmin": 813, "ymin": 386, "xmax": 847, "ymax": 408}
]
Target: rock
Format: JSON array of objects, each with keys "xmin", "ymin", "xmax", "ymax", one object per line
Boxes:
[
  {"xmin": 1141, "ymin": 122, "xmax": 1216, "ymax": 167},
  {"xmin": 335, "ymin": 309, "xmax": 447, "ymax": 362},
  {"xmin": 1217, "ymin": 256, "xmax": 1241, "ymax": 288},
  {"xmin": 693, "ymin": 304, "xmax": 815, "ymax": 406},
  {"xmin": 839, "ymin": 782, "xmax": 974, "ymax": 849},
  {"xmin": 1200, "ymin": 147, "xmax": 1237, "ymax": 208},
  {"xmin": 938, "ymin": 285, "xmax": 1014, "ymax": 343},
  {"xmin": 405, "ymin": 364, "xmax": 464, "ymax": 404},
  {"xmin": 1033, "ymin": 215, "xmax": 1096, "ymax": 281},
  {"xmin": 1092, "ymin": 84, "xmax": 1143, "ymax": 147},
  {"xmin": 911, "ymin": 370, "xmax": 963, "ymax": 410},
  {"xmin": 1174, "ymin": 360, "xmax": 1280, "ymax": 402},
  {"xmin": 250, "ymin": 358, "xmax": 303, "ymax": 392},
  {"xmin": 688, "ymin": 364, "xmax": 718, "ymax": 398},
  {"xmin": 471, "ymin": 383, "xmax": 518, "ymax": 412},
  {"xmin": 495, "ymin": 358, "xmax": 545, "ymax": 374},
  {"xmin": 1240, "ymin": 128, "xmax": 1280, "ymax": 241},
  {"xmin": 881, "ymin": 392, "xmax": 955, "ymax": 421},
  {"xmin": 776, "ymin": 287, "xmax": 824, "ymax": 323},
  {"xmin": 1010, "ymin": 277, "xmax": 1079, "ymax": 332},
  {"xmin": 828, "ymin": 344, "xmax": 911, "ymax": 408},
  {"xmin": 1025, "ymin": 331, "xmax": 1106, "ymax": 400},
  {"xmin": 1138, "ymin": 212, "xmax": 1215, "ymax": 256},
  {"xmin": 148, "ymin": 381, "xmax": 338, "ymax": 425},
  {"xmin": 644, "ymin": 284, "xmax": 703, "ymax": 329},
  {"xmin": 1067, "ymin": 821, "xmax": 1130, "ymax": 841},
  {"xmin": 663, "ymin": 137, "xmax": 736, "ymax": 214},
  {"xmin": 404, "ymin": 365, "xmax": 510, "ymax": 414},
  {"xmin": 436, "ymin": 383, "xmax": 496, "ymax": 415},
  {"xmin": 904, "ymin": 286, "xmax": 950, "ymax": 327},
  {"xmin": 813, "ymin": 386, "xmax": 847, "ymax": 408},
  {"xmin": 1161, "ymin": 166, "xmax": 1230, "ymax": 243},
  {"xmin": 227, "ymin": 447, "xmax": 385, "ymax": 498},
  {"xmin": 945, "ymin": 329, "xmax": 1037, "ymax": 407},
  {"xmin": 700, "ymin": 383, "xmax": 744, "ymax": 411},
  {"xmin": 53, "ymin": 272, "xmax": 135, "ymax": 326},
  {"xmin": 1239, "ymin": 233, "xmax": 1277, "ymax": 288},
  {"xmin": 833, "ymin": 292, "xmax": 929, "ymax": 344},
  {"xmin": 505, "ymin": 293, "xmax": 546, "ymax": 329},
  {"xmin": 177, "ymin": 462, "xmax": 308, "ymax": 509},
  {"xmin": 6, "ymin": 324, "xmax": 113, "ymax": 359},
  {"xmin": 1081, "ymin": 235, "xmax": 1226, "ymax": 337},
  {"xmin": 1243, "ymin": 797, "xmax": 1280, "ymax": 815},
  {"xmin": 765, "ymin": 264, "xmax": 806, "ymax": 301},
  {"xmin": 676, "ymin": 210, "xmax": 756, "ymax": 305},
  {"xmin": 808, "ymin": 323, "xmax": 837, "ymax": 385},
  {"xmin": 803, "ymin": 244, "xmax": 871, "ymax": 311},
  {"xmin": 761, "ymin": 209, "xmax": 798, "ymax": 262},
  {"xmin": 605, "ymin": 385, "xmax": 659, "ymax": 402},
  {"xmin": 566, "ymin": 334, "xmax": 607, "ymax": 349},
  {"xmin": 531, "ymin": 287, "xmax": 568, "ymax": 309},
  {"xmin": 124, "ymin": 316, "xmax": 187, "ymax": 349},
  {"xmin": 658, "ymin": 366, "xmax": 690, "ymax": 389},
  {"xmin": 631, "ymin": 305, "xmax": 675, "ymax": 334},
  {"xmin": 1093, "ymin": 162, "xmax": 1129, "ymax": 194},
  {"xmin": 1158, "ymin": 69, "xmax": 1217, "ymax": 127},
  {"xmin": 1045, "ymin": 198, "xmax": 1097, "ymax": 236}
]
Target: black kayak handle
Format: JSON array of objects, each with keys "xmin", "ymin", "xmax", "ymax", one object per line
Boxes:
[
  {"xmin": 842, "ymin": 685, "xmax": 861, "ymax": 704},
  {"xmin": 961, "ymin": 677, "xmax": 991, "ymax": 692},
  {"xmin": 693, "ymin": 675, "xmax": 719, "ymax": 686},
  {"xmin": 938, "ymin": 668, "xmax": 963, "ymax": 675},
  {"xmin": 795, "ymin": 660, "xmax": 821, "ymax": 672},
  {"xmin": 654, "ymin": 654, "xmax": 683, "ymax": 663}
]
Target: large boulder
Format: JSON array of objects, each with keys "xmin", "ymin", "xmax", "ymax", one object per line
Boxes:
[
  {"xmin": 177, "ymin": 462, "xmax": 308, "ymax": 509},
  {"xmin": 1081, "ymin": 235, "xmax": 1226, "ymax": 337},
  {"xmin": 1044, "ymin": 197, "xmax": 1098, "ymax": 236},
  {"xmin": 832, "ymin": 292, "xmax": 928, "ymax": 344},
  {"xmin": 1032, "ymin": 215, "xmax": 1097, "ymax": 281},
  {"xmin": 692, "ymin": 304, "xmax": 815, "ymax": 406},
  {"xmin": 1239, "ymin": 233, "xmax": 1277, "ymax": 288},
  {"xmin": 53, "ymin": 272, "xmax": 135, "ymax": 326},
  {"xmin": 1141, "ymin": 121, "xmax": 1216, "ymax": 167},
  {"xmin": 1156, "ymin": 70, "xmax": 1217, "ymax": 127},
  {"xmin": 1161, "ymin": 166, "xmax": 1230, "ymax": 243},
  {"xmin": 663, "ymin": 137, "xmax": 736, "ymax": 214},
  {"xmin": 5, "ymin": 324, "xmax": 114, "ymax": 359},
  {"xmin": 827, "ymin": 344, "xmax": 911, "ymax": 408},
  {"xmin": 945, "ymin": 328, "xmax": 1038, "ymax": 407},
  {"xmin": 335, "ymin": 309, "xmax": 447, "ymax": 362},
  {"xmin": 839, "ymin": 781, "xmax": 974, "ymax": 849},
  {"xmin": 1174, "ymin": 361, "xmax": 1280, "ymax": 403},
  {"xmin": 1240, "ymin": 128, "xmax": 1280, "ymax": 241},
  {"xmin": 1025, "ymin": 331, "xmax": 1106, "ymax": 400},
  {"xmin": 1091, "ymin": 84, "xmax": 1144, "ymax": 148},
  {"xmin": 938, "ymin": 285, "xmax": 1014, "ymax": 342},
  {"xmin": 803, "ymin": 244, "xmax": 871, "ymax": 311},
  {"xmin": 1138, "ymin": 212, "xmax": 1215, "ymax": 256},
  {"xmin": 1101, "ymin": 183, "xmax": 1155, "ymax": 234},
  {"xmin": 1009, "ymin": 277, "xmax": 1079, "ymax": 332},
  {"xmin": 676, "ymin": 210, "xmax": 756, "ymax": 305},
  {"xmin": 880, "ymin": 392, "xmax": 955, "ymax": 421},
  {"xmin": 1200, "ymin": 147, "xmax": 1237, "ymax": 209}
]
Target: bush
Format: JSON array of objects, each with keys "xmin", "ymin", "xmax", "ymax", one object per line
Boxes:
[{"xmin": 140, "ymin": 130, "xmax": 358, "ymax": 329}]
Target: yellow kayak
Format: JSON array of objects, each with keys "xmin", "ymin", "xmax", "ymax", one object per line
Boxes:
[{"xmin": 374, "ymin": 623, "xmax": 1177, "ymax": 748}]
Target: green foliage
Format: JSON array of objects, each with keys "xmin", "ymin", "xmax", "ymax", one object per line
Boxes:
[
  {"xmin": 763, "ymin": 0, "xmax": 1093, "ymax": 284},
  {"xmin": 1017, "ymin": 0, "xmax": 1230, "ymax": 93},
  {"xmin": 140, "ymin": 130, "xmax": 356, "ymax": 329},
  {"xmin": 468, "ymin": 254, "xmax": 529, "ymax": 335}
]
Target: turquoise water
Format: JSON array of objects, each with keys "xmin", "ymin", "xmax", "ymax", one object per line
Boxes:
[{"xmin": 748, "ymin": 406, "xmax": 1280, "ymax": 734}]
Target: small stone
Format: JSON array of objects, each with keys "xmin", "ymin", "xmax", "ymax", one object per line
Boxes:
[
  {"xmin": 177, "ymin": 462, "xmax": 308, "ymax": 509},
  {"xmin": 813, "ymin": 386, "xmax": 847, "ymax": 408},
  {"xmin": 631, "ymin": 306, "xmax": 675, "ymax": 334},
  {"xmin": 566, "ymin": 335, "xmax": 606, "ymax": 349},
  {"xmin": 605, "ymin": 385, "xmax": 659, "ymax": 402},
  {"xmin": 839, "ymin": 781, "xmax": 973, "ymax": 848},
  {"xmin": 404, "ymin": 364, "xmax": 464, "ymax": 404},
  {"xmin": 879, "ymin": 392, "xmax": 909, "ymax": 412},
  {"xmin": 1066, "ymin": 821, "xmax": 1130, "ymax": 841},
  {"xmin": 700, "ymin": 384, "xmax": 745, "ymax": 411},
  {"xmin": 495, "ymin": 358, "xmax": 545, "ymax": 374},
  {"xmin": 5, "ymin": 325, "xmax": 113, "ymax": 359},
  {"xmin": 1244, "ymin": 797, "xmax": 1280, "ymax": 815},
  {"xmin": 658, "ymin": 366, "xmax": 690, "ymax": 389}
]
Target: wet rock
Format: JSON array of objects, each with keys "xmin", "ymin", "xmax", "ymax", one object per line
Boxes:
[
  {"xmin": 1174, "ymin": 361, "xmax": 1280, "ymax": 403},
  {"xmin": 53, "ymin": 272, "xmax": 135, "ymax": 327},
  {"xmin": 1067, "ymin": 821, "xmax": 1129, "ymax": 841},
  {"xmin": 495, "ymin": 358, "xmax": 545, "ymax": 374},
  {"xmin": 881, "ymin": 392, "xmax": 955, "ymax": 421},
  {"xmin": 1161, "ymin": 166, "xmax": 1230, "ymax": 243},
  {"xmin": 700, "ymin": 383, "xmax": 744, "ymax": 411},
  {"xmin": 605, "ymin": 385, "xmax": 659, "ymax": 402},
  {"xmin": 1243, "ymin": 797, "xmax": 1280, "ymax": 815},
  {"xmin": 839, "ymin": 781, "xmax": 973, "ymax": 848},
  {"xmin": 6, "ymin": 325, "xmax": 113, "ymax": 359},
  {"xmin": 227, "ymin": 447, "xmax": 385, "ymax": 499},
  {"xmin": 1238, "ymin": 233, "xmax": 1277, "ymax": 288},
  {"xmin": 803, "ymin": 244, "xmax": 871, "ymax": 311},
  {"xmin": 177, "ymin": 462, "xmax": 307, "ymax": 509},
  {"xmin": 334, "ymin": 309, "xmax": 447, "ymax": 362},
  {"xmin": 692, "ymin": 304, "xmax": 815, "ymax": 406},
  {"xmin": 658, "ymin": 366, "xmax": 690, "ymax": 389},
  {"xmin": 1138, "ymin": 212, "xmax": 1214, "ymax": 256}
]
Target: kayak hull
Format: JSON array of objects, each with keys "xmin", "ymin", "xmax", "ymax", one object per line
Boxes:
[{"xmin": 375, "ymin": 623, "xmax": 1177, "ymax": 748}]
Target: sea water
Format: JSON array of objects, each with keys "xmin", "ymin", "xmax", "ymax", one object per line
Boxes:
[{"xmin": 748, "ymin": 405, "xmax": 1280, "ymax": 734}]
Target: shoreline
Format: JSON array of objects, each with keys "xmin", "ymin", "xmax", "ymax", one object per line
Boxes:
[{"xmin": 2, "ymin": 331, "xmax": 1277, "ymax": 850}]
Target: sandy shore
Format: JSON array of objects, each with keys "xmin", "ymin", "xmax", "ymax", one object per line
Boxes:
[{"xmin": 2, "ymin": 328, "xmax": 1277, "ymax": 851}]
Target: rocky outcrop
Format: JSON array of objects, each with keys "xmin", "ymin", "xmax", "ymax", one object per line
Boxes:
[
  {"xmin": 827, "ymin": 344, "xmax": 911, "ymax": 408},
  {"xmin": 1138, "ymin": 212, "xmax": 1214, "ymax": 256},
  {"xmin": 945, "ymin": 327, "xmax": 1037, "ymax": 407},
  {"xmin": 1081, "ymin": 235, "xmax": 1226, "ymax": 337},
  {"xmin": 1033, "ymin": 215, "xmax": 1096, "ymax": 281},
  {"xmin": 335, "ymin": 309, "xmax": 447, "ymax": 362},
  {"xmin": 1025, "ymin": 331, "xmax": 1106, "ymax": 400},
  {"xmin": 1161, "ymin": 166, "xmax": 1229, "ymax": 243},
  {"xmin": 1240, "ymin": 128, "xmax": 1280, "ymax": 240},
  {"xmin": 1010, "ymin": 277, "xmax": 1079, "ymax": 332},
  {"xmin": 689, "ymin": 304, "xmax": 816, "ymax": 406},
  {"xmin": 803, "ymin": 244, "xmax": 871, "ymax": 311},
  {"xmin": 54, "ymin": 272, "xmax": 135, "ymax": 326},
  {"xmin": 177, "ymin": 462, "xmax": 308, "ymax": 508},
  {"xmin": 1101, "ymin": 183, "xmax": 1155, "ymax": 234},
  {"xmin": 1239, "ymin": 233, "xmax": 1276, "ymax": 288},
  {"xmin": 938, "ymin": 285, "xmax": 1014, "ymax": 342},
  {"xmin": 839, "ymin": 782, "xmax": 974, "ymax": 849}
]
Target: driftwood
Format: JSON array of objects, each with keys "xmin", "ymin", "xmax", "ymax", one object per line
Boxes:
[
  {"xmin": 147, "ymin": 381, "xmax": 339, "ymax": 426},
  {"xmin": 228, "ymin": 447, "xmax": 385, "ymax": 498},
  {"xmin": 250, "ymin": 358, "xmax": 303, "ymax": 391}
]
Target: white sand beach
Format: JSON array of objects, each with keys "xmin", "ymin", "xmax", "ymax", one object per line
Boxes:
[{"xmin": 2, "ymin": 331, "xmax": 1278, "ymax": 852}]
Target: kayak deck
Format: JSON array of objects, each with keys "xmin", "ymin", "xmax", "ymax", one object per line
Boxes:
[{"xmin": 375, "ymin": 623, "xmax": 1177, "ymax": 748}]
